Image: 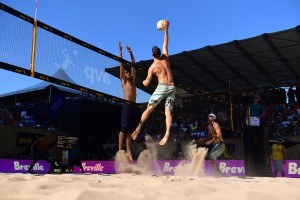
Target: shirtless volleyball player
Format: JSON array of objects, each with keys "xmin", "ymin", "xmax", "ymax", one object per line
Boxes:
[
  {"xmin": 131, "ymin": 19, "xmax": 176, "ymax": 145},
  {"xmin": 200, "ymin": 113, "xmax": 225, "ymax": 176},
  {"xmin": 119, "ymin": 42, "xmax": 136, "ymax": 161}
]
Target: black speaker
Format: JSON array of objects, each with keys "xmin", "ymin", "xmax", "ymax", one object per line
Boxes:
[{"xmin": 243, "ymin": 126, "xmax": 273, "ymax": 177}]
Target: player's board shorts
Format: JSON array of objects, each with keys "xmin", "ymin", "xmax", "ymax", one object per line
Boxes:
[
  {"xmin": 209, "ymin": 142, "xmax": 225, "ymax": 161},
  {"xmin": 32, "ymin": 151, "xmax": 53, "ymax": 163},
  {"xmin": 272, "ymin": 160, "xmax": 284, "ymax": 172},
  {"xmin": 148, "ymin": 83, "xmax": 176, "ymax": 110},
  {"xmin": 121, "ymin": 104, "xmax": 138, "ymax": 134}
]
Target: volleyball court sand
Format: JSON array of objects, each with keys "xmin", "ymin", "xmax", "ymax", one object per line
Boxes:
[{"xmin": 1, "ymin": 137, "xmax": 300, "ymax": 200}]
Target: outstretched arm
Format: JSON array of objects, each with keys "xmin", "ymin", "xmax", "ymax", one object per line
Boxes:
[
  {"xmin": 143, "ymin": 65, "xmax": 154, "ymax": 87},
  {"xmin": 119, "ymin": 42, "xmax": 125, "ymax": 80},
  {"xmin": 126, "ymin": 45, "xmax": 136, "ymax": 80},
  {"xmin": 162, "ymin": 20, "xmax": 169, "ymax": 57}
]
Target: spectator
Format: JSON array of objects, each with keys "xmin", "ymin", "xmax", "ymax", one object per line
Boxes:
[{"xmin": 270, "ymin": 138, "xmax": 286, "ymax": 177}]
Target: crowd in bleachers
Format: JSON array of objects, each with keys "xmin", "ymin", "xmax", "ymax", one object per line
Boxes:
[
  {"xmin": 133, "ymin": 86, "xmax": 300, "ymax": 143},
  {"xmin": 1, "ymin": 85, "xmax": 300, "ymax": 143}
]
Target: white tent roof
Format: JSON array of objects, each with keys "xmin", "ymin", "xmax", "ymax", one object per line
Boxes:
[
  {"xmin": 0, "ymin": 69, "xmax": 81, "ymax": 98},
  {"xmin": 0, "ymin": 81, "xmax": 81, "ymax": 98}
]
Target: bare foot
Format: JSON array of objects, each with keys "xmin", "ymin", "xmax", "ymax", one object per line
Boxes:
[
  {"xmin": 131, "ymin": 128, "xmax": 141, "ymax": 140},
  {"xmin": 126, "ymin": 151, "xmax": 133, "ymax": 162},
  {"xmin": 159, "ymin": 134, "xmax": 169, "ymax": 145}
]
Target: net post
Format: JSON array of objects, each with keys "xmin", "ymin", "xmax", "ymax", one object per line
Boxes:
[{"xmin": 30, "ymin": 19, "xmax": 37, "ymax": 77}]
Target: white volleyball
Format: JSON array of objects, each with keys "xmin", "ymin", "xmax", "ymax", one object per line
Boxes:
[{"xmin": 157, "ymin": 20, "xmax": 166, "ymax": 30}]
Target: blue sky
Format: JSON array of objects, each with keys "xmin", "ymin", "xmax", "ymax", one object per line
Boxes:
[{"xmin": 0, "ymin": 0, "xmax": 299, "ymax": 100}]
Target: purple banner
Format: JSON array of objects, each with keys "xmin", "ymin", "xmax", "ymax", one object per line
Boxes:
[
  {"xmin": 0, "ymin": 159, "xmax": 300, "ymax": 178},
  {"xmin": 73, "ymin": 161, "xmax": 116, "ymax": 173},
  {"xmin": 154, "ymin": 160, "xmax": 245, "ymax": 176},
  {"xmin": 276, "ymin": 160, "xmax": 300, "ymax": 178},
  {"xmin": 0, "ymin": 160, "xmax": 50, "ymax": 173}
]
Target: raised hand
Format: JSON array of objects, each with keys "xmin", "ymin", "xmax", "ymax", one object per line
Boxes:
[
  {"xmin": 164, "ymin": 19, "xmax": 169, "ymax": 29},
  {"xmin": 126, "ymin": 45, "xmax": 132, "ymax": 53}
]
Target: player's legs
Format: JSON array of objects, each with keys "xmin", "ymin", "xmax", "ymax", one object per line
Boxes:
[
  {"xmin": 48, "ymin": 159, "xmax": 55, "ymax": 174},
  {"xmin": 131, "ymin": 105, "xmax": 155, "ymax": 140},
  {"xmin": 119, "ymin": 131, "xmax": 125, "ymax": 151},
  {"xmin": 79, "ymin": 164, "xmax": 84, "ymax": 173},
  {"xmin": 28, "ymin": 152, "xmax": 40, "ymax": 173},
  {"xmin": 120, "ymin": 104, "xmax": 130, "ymax": 151},
  {"xmin": 281, "ymin": 171, "xmax": 285, "ymax": 177},
  {"xmin": 272, "ymin": 160, "xmax": 278, "ymax": 177},
  {"xmin": 278, "ymin": 160, "xmax": 285, "ymax": 177},
  {"xmin": 159, "ymin": 108, "xmax": 172, "ymax": 145},
  {"xmin": 76, "ymin": 160, "xmax": 85, "ymax": 173},
  {"xmin": 125, "ymin": 134, "xmax": 133, "ymax": 161},
  {"xmin": 209, "ymin": 157, "xmax": 223, "ymax": 176},
  {"xmin": 209, "ymin": 143, "xmax": 225, "ymax": 176},
  {"xmin": 69, "ymin": 159, "xmax": 75, "ymax": 172},
  {"xmin": 159, "ymin": 90, "xmax": 175, "ymax": 145},
  {"xmin": 28, "ymin": 159, "xmax": 37, "ymax": 173},
  {"xmin": 132, "ymin": 84, "xmax": 166, "ymax": 141},
  {"xmin": 46, "ymin": 153, "xmax": 54, "ymax": 174}
]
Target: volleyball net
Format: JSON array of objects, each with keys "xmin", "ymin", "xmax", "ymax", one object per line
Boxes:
[{"xmin": 0, "ymin": 3, "xmax": 150, "ymax": 104}]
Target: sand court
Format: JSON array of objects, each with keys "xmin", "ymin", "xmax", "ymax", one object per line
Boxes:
[{"xmin": 0, "ymin": 173, "xmax": 300, "ymax": 200}]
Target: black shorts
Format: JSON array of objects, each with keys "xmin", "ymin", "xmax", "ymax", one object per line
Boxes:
[{"xmin": 121, "ymin": 104, "xmax": 138, "ymax": 134}]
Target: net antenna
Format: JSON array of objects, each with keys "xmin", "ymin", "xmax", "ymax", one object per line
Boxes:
[{"xmin": 30, "ymin": 0, "xmax": 38, "ymax": 77}]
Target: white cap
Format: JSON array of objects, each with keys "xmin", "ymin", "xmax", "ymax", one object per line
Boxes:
[{"xmin": 208, "ymin": 113, "xmax": 216, "ymax": 120}]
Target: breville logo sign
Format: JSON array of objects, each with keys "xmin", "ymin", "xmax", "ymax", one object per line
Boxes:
[
  {"xmin": 219, "ymin": 162, "xmax": 244, "ymax": 174},
  {"xmin": 82, "ymin": 163, "xmax": 104, "ymax": 172},
  {"xmin": 288, "ymin": 162, "xmax": 300, "ymax": 174},
  {"xmin": 14, "ymin": 161, "xmax": 44, "ymax": 171}
]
